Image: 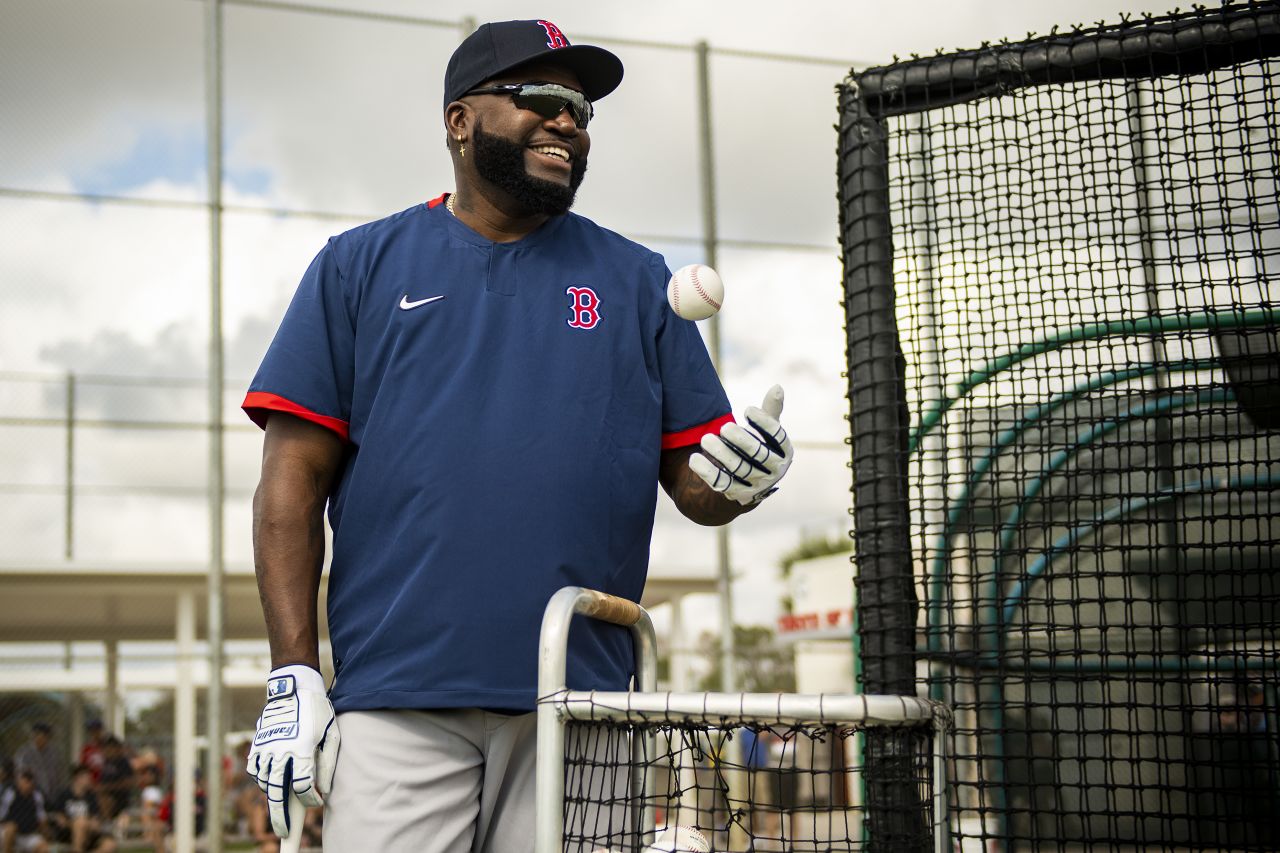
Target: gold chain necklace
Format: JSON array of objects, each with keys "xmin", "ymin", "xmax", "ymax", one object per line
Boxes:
[{"xmin": 446, "ymin": 193, "xmax": 456, "ymax": 215}]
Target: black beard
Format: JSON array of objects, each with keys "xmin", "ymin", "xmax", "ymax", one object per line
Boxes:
[{"xmin": 471, "ymin": 124, "xmax": 587, "ymax": 216}]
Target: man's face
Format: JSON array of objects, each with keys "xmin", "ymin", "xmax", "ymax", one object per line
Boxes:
[
  {"xmin": 465, "ymin": 64, "xmax": 591, "ymax": 216},
  {"xmin": 33, "ymin": 730, "xmax": 49, "ymax": 748},
  {"xmin": 72, "ymin": 771, "xmax": 92, "ymax": 794},
  {"xmin": 17, "ymin": 775, "xmax": 34, "ymax": 794}
]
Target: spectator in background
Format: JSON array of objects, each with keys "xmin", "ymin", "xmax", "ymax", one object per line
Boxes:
[
  {"xmin": 230, "ymin": 741, "xmax": 278, "ymax": 852},
  {"xmin": 157, "ymin": 770, "xmax": 206, "ymax": 839},
  {"xmin": 136, "ymin": 765, "xmax": 165, "ymax": 853},
  {"xmin": 0, "ymin": 770, "xmax": 49, "ymax": 853},
  {"xmin": 48, "ymin": 765, "xmax": 116, "ymax": 853},
  {"xmin": 231, "ymin": 742, "xmax": 267, "ymax": 846},
  {"xmin": 244, "ymin": 792, "xmax": 278, "ymax": 853},
  {"xmin": 94, "ymin": 738, "xmax": 133, "ymax": 834},
  {"xmin": 77, "ymin": 721, "xmax": 106, "ymax": 784},
  {"xmin": 1218, "ymin": 681, "xmax": 1270, "ymax": 734},
  {"xmin": 131, "ymin": 748, "xmax": 163, "ymax": 779},
  {"xmin": 740, "ymin": 727, "xmax": 782, "ymax": 839},
  {"xmin": 193, "ymin": 770, "xmax": 207, "ymax": 837},
  {"xmin": 13, "ymin": 724, "xmax": 63, "ymax": 801},
  {"xmin": 1214, "ymin": 680, "xmax": 1279, "ymax": 846}
]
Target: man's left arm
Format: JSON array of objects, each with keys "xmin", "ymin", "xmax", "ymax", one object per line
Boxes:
[{"xmin": 659, "ymin": 385, "xmax": 793, "ymax": 525}]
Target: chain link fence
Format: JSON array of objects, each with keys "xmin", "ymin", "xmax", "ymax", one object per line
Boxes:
[{"xmin": 1, "ymin": 1, "xmax": 858, "ymax": 848}]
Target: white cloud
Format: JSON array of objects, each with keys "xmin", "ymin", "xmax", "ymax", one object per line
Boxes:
[
  {"xmin": 0, "ymin": 192, "xmax": 209, "ymax": 373},
  {"xmin": 0, "ymin": 0, "xmax": 205, "ymax": 195},
  {"xmin": 285, "ymin": 0, "xmax": 1160, "ymax": 65}
]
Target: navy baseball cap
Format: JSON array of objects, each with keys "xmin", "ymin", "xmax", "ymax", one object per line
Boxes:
[{"xmin": 444, "ymin": 20, "xmax": 624, "ymax": 108}]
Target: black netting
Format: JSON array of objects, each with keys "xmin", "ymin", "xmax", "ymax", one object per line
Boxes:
[
  {"xmin": 838, "ymin": 3, "xmax": 1280, "ymax": 850},
  {"xmin": 561, "ymin": 717, "xmax": 934, "ymax": 852}
]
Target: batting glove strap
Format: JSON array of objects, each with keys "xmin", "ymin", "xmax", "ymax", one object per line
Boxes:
[
  {"xmin": 247, "ymin": 664, "xmax": 340, "ymax": 838},
  {"xmin": 267, "ymin": 664, "xmax": 326, "ymax": 697},
  {"xmin": 690, "ymin": 385, "xmax": 793, "ymax": 506}
]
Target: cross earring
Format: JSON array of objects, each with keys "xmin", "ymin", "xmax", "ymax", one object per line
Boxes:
[{"xmin": 458, "ymin": 135, "xmax": 465, "ymax": 158}]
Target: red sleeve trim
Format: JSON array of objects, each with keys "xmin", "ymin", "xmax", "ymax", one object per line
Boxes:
[
  {"xmin": 427, "ymin": 193, "xmax": 449, "ymax": 209},
  {"xmin": 661, "ymin": 413, "xmax": 734, "ymax": 449},
  {"xmin": 242, "ymin": 392, "xmax": 351, "ymax": 442}
]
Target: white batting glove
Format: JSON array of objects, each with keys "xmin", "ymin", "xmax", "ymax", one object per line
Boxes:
[
  {"xmin": 246, "ymin": 665, "xmax": 340, "ymax": 838},
  {"xmin": 690, "ymin": 384, "xmax": 793, "ymax": 506}
]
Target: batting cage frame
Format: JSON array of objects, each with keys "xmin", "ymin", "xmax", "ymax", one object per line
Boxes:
[
  {"xmin": 838, "ymin": 2, "xmax": 1279, "ymax": 851},
  {"xmin": 534, "ymin": 587, "xmax": 952, "ymax": 852}
]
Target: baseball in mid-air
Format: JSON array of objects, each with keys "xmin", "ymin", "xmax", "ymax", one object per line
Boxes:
[{"xmin": 667, "ymin": 264, "xmax": 723, "ymax": 321}]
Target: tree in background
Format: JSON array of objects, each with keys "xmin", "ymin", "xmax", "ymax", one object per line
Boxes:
[
  {"xmin": 779, "ymin": 531, "xmax": 853, "ymax": 576},
  {"xmin": 665, "ymin": 532, "xmax": 851, "ymax": 693},
  {"xmin": 0, "ymin": 693, "xmax": 92, "ymax": 763},
  {"xmin": 777, "ymin": 531, "xmax": 853, "ymax": 614},
  {"xmin": 695, "ymin": 625, "xmax": 796, "ymax": 693}
]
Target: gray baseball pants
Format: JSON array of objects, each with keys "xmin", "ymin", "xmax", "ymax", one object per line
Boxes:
[
  {"xmin": 323, "ymin": 708, "xmax": 538, "ymax": 853},
  {"xmin": 322, "ymin": 708, "xmax": 630, "ymax": 852}
]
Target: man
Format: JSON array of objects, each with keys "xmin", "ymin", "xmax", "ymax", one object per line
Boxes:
[
  {"xmin": 135, "ymin": 764, "xmax": 165, "ymax": 853},
  {"xmin": 93, "ymin": 738, "xmax": 133, "ymax": 830},
  {"xmin": 47, "ymin": 766, "xmax": 116, "ymax": 853},
  {"xmin": 76, "ymin": 721, "xmax": 105, "ymax": 784},
  {"xmin": 0, "ymin": 771, "xmax": 48, "ymax": 853},
  {"xmin": 243, "ymin": 19, "xmax": 793, "ymax": 853},
  {"xmin": 12, "ymin": 725, "xmax": 61, "ymax": 802}
]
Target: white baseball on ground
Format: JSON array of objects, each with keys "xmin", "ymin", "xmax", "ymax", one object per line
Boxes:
[
  {"xmin": 667, "ymin": 264, "xmax": 724, "ymax": 321},
  {"xmin": 644, "ymin": 825, "xmax": 712, "ymax": 852}
]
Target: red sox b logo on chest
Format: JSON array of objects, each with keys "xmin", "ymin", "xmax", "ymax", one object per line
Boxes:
[{"xmin": 566, "ymin": 286, "xmax": 601, "ymax": 330}]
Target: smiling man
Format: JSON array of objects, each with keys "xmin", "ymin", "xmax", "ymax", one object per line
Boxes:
[{"xmin": 242, "ymin": 19, "xmax": 793, "ymax": 853}]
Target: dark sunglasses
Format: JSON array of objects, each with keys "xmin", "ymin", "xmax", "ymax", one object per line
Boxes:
[{"xmin": 464, "ymin": 82, "xmax": 593, "ymax": 129}]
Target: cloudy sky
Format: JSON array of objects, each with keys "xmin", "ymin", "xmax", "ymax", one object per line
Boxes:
[{"xmin": 1, "ymin": 0, "xmax": 1161, "ymax": 631}]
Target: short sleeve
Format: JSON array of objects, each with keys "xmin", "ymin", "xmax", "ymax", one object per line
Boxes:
[
  {"xmin": 243, "ymin": 240, "xmax": 357, "ymax": 441},
  {"xmin": 652, "ymin": 256, "xmax": 733, "ymax": 448}
]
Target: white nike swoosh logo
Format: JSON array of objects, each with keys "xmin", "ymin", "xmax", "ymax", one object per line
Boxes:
[{"xmin": 399, "ymin": 294, "xmax": 446, "ymax": 310}]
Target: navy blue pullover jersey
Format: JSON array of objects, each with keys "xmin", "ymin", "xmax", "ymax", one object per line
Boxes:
[{"xmin": 245, "ymin": 195, "xmax": 731, "ymax": 712}]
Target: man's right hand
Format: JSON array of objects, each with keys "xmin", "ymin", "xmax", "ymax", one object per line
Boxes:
[{"xmin": 246, "ymin": 664, "xmax": 340, "ymax": 838}]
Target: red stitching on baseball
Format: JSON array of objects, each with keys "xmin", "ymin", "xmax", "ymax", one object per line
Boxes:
[{"xmin": 690, "ymin": 265, "xmax": 721, "ymax": 310}]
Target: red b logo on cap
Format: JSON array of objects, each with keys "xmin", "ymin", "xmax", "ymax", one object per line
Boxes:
[{"xmin": 537, "ymin": 20, "xmax": 569, "ymax": 49}]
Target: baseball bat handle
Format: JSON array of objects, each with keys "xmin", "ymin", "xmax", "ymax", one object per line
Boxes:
[
  {"xmin": 280, "ymin": 795, "xmax": 307, "ymax": 853},
  {"xmin": 576, "ymin": 589, "xmax": 644, "ymax": 627}
]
